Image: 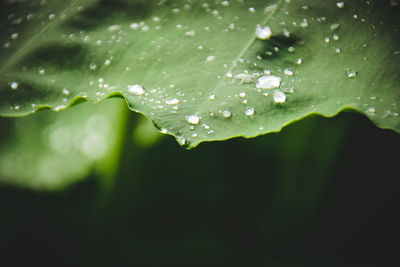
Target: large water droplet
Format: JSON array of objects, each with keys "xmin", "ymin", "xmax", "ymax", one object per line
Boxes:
[
  {"xmin": 273, "ymin": 90, "xmax": 286, "ymax": 103},
  {"xmin": 165, "ymin": 97, "xmax": 179, "ymax": 105},
  {"xmin": 245, "ymin": 107, "xmax": 255, "ymax": 116},
  {"xmin": 256, "ymin": 25, "xmax": 272, "ymax": 40},
  {"xmin": 128, "ymin": 84, "xmax": 145, "ymax": 96},
  {"xmin": 108, "ymin": 25, "xmax": 121, "ymax": 32},
  {"xmin": 222, "ymin": 110, "xmax": 232, "ymax": 118},
  {"xmin": 256, "ymin": 75, "xmax": 281, "ymax": 89},
  {"xmin": 187, "ymin": 114, "xmax": 200, "ymax": 125}
]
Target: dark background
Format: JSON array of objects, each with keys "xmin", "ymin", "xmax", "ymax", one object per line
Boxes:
[{"xmin": 0, "ymin": 110, "xmax": 399, "ymax": 266}]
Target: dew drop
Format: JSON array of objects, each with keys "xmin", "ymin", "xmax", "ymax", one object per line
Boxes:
[
  {"xmin": 222, "ymin": 110, "xmax": 232, "ymax": 118},
  {"xmin": 249, "ymin": 7, "xmax": 256, "ymax": 13},
  {"xmin": 38, "ymin": 68, "xmax": 45, "ymax": 75},
  {"xmin": 165, "ymin": 97, "xmax": 179, "ymax": 105},
  {"xmin": 108, "ymin": 25, "xmax": 121, "ymax": 32},
  {"xmin": 284, "ymin": 69, "xmax": 293, "ymax": 76},
  {"xmin": 345, "ymin": 69, "xmax": 357, "ymax": 78},
  {"xmin": 296, "ymin": 58, "xmax": 303, "ymax": 64},
  {"xmin": 10, "ymin": 81, "xmax": 18, "ymax": 90},
  {"xmin": 209, "ymin": 94, "xmax": 216, "ymax": 100},
  {"xmin": 330, "ymin": 23, "xmax": 340, "ymax": 31},
  {"xmin": 256, "ymin": 75, "xmax": 281, "ymax": 89},
  {"xmin": 234, "ymin": 73, "xmax": 253, "ymax": 84},
  {"xmin": 336, "ymin": 2, "xmax": 344, "ymax": 8},
  {"xmin": 104, "ymin": 59, "xmax": 111, "ymax": 66},
  {"xmin": 185, "ymin": 30, "xmax": 196, "ymax": 37},
  {"xmin": 187, "ymin": 114, "xmax": 200, "ymax": 125},
  {"xmin": 206, "ymin": 55, "xmax": 215, "ymax": 62},
  {"xmin": 48, "ymin": 14, "xmax": 56, "ymax": 20},
  {"xmin": 245, "ymin": 107, "xmax": 255, "ymax": 116},
  {"xmin": 239, "ymin": 92, "xmax": 246, "ymax": 98},
  {"xmin": 256, "ymin": 25, "xmax": 272, "ymax": 40},
  {"xmin": 62, "ymin": 88, "xmax": 70, "ymax": 96},
  {"xmin": 273, "ymin": 90, "xmax": 286, "ymax": 103},
  {"xmin": 11, "ymin": 33, "xmax": 19, "ymax": 39},
  {"xmin": 333, "ymin": 34, "xmax": 339, "ymax": 41},
  {"xmin": 300, "ymin": 19, "xmax": 308, "ymax": 28},
  {"xmin": 177, "ymin": 136, "xmax": 186, "ymax": 145},
  {"xmin": 89, "ymin": 63, "xmax": 97, "ymax": 70},
  {"xmin": 221, "ymin": 1, "xmax": 229, "ymax": 7},
  {"xmin": 365, "ymin": 107, "xmax": 375, "ymax": 115},
  {"xmin": 130, "ymin": 23, "xmax": 139, "ymax": 30},
  {"xmin": 128, "ymin": 84, "xmax": 145, "ymax": 96}
]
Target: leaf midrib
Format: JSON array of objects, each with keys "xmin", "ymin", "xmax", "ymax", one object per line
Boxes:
[{"xmin": 194, "ymin": 0, "xmax": 285, "ymax": 118}]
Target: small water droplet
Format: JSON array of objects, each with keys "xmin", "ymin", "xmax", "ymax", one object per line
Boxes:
[
  {"xmin": 365, "ymin": 107, "xmax": 375, "ymax": 115},
  {"xmin": 234, "ymin": 73, "xmax": 253, "ymax": 84},
  {"xmin": 345, "ymin": 68, "xmax": 357, "ymax": 78},
  {"xmin": 256, "ymin": 75, "xmax": 281, "ymax": 89},
  {"xmin": 165, "ymin": 97, "xmax": 179, "ymax": 105},
  {"xmin": 38, "ymin": 68, "xmax": 45, "ymax": 75},
  {"xmin": 206, "ymin": 55, "xmax": 215, "ymax": 62},
  {"xmin": 330, "ymin": 23, "xmax": 340, "ymax": 31},
  {"xmin": 62, "ymin": 88, "xmax": 70, "ymax": 96},
  {"xmin": 324, "ymin": 37, "xmax": 330, "ymax": 43},
  {"xmin": 222, "ymin": 110, "xmax": 232, "ymax": 118},
  {"xmin": 10, "ymin": 33, "xmax": 19, "ymax": 40},
  {"xmin": 256, "ymin": 25, "xmax": 272, "ymax": 40},
  {"xmin": 187, "ymin": 114, "xmax": 200, "ymax": 125},
  {"xmin": 108, "ymin": 25, "xmax": 121, "ymax": 32},
  {"xmin": 48, "ymin": 14, "xmax": 56, "ymax": 20},
  {"xmin": 333, "ymin": 34, "xmax": 339, "ymax": 41},
  {"xmin": 221, "ymin": 1, "xmax": 229, "ymax": 7},
  {"xmin": 128, "ymin": 84, "xmax": 145, "ymax": 96},
  {"xmin": 89, "ymin": 63, "xmax": 97, "ymax": 70},
  {"xmin": 245, "ymin": 107, "xmax": 255, "ymax": 116},
  {"xmin": 104, "ymin": 59, "xmax": 111, "ymax": 66},
  {"xmin": 209, "ymin": 94, "xmax": 216, "ymax": 100},
  {"xmin": 284, "ymin": 69, "xmax": 293, "ymax": 76},
  {"xmin": 130, "ymin": 23, "xmax": 139, "ymax": 30},
  {"xmin": 239, "ymin": 92, "xmax": 246, "ymax": 98},
  {"xmin": 336, "ymin": 2, "xmax": 344, "ymax": 8},
  {"xmin": 10, "ymin": 81, "xmax": 18, "ymax": 90},
  {"xmin": 185, "ymin": 30, "xmax": 196, "ymax": 37},
  {"xmin": 300, "ymin": 19, "xmax": 308, "ymax": 28},
  {"xmin": 177, "ymin": 136, "xmax": 186, "ymax": 145},
  {"xmin": 273, "ymin": 90, "xmax": 286, "ymax": 103},
  {"xmin": 249, "ymin": 7, "xmax": 256, "ymax": 13},
  {"xmin": 296, "ymin": 58, "xmax": 303, "ymax": 64}
]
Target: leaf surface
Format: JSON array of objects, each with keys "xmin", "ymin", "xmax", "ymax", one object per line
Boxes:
[{"xmin": 0, "ymin": 0, "xmax": 399, "ymax": 148}]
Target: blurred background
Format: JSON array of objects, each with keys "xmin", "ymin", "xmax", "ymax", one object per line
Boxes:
[{"xmin": 0, "ymin": 98, "xmax": 399, "ymax": 266}]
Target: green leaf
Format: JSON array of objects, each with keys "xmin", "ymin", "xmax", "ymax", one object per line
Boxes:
[
  {"xmin": 0, "ymin": 0, "xmax": 399, "ymax": 148},
  {"xmin": 0, "ymin": 98, "xmax": 127, "ymax": 190}
]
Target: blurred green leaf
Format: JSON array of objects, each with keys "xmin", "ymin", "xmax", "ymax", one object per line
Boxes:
[
  {"xmin": 0, "ymin": 98, "xmax": 127, "ymax": 190},
  {"xmin": 0, "ymin": 0, "xmax": 399, "ymax": 148}
]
